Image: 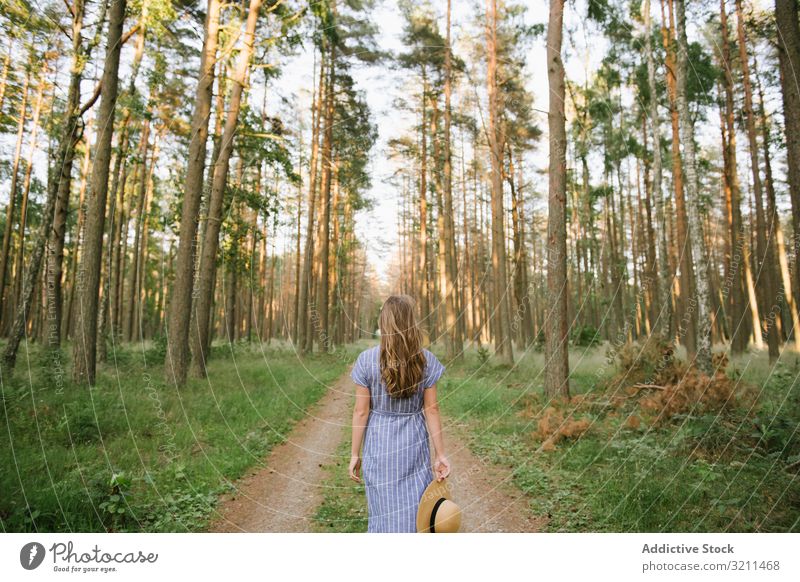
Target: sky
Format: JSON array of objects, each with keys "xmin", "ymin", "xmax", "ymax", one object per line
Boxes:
[{"xmin": 273, "ymin": 0, "xmax": 561, "ymax": 286}]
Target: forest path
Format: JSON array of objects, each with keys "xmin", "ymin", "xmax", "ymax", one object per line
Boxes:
[
  {"xmin": 444, "ymin": 420, "xmax": 547, "ymax": 532},
  {"xmin": 208, "ymin": 372, "xmax": 353, "ymax": 532},
  {"xmin": 208, "ymin": 370, "xmax": 545, "ymax": 533}
]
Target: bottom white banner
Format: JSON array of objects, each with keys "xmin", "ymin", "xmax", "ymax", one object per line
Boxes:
[{"xmin": 1, "ymin": 533, "xmax": 798, "ymax": 581}]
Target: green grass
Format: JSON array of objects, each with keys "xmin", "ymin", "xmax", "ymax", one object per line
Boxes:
[
  {"xmin": 311, "ymin": 440, "xmax": 368, "ymax": 532},
  {"xmin": 0, "ymin": 339, "xmax": 348, "ymax": 532},
  {"xmin": 436, "ymin": 343, "xmax": 800, "ymax": 532}
]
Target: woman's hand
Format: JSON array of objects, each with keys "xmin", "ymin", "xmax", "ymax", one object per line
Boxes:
[
  {"xmin": 348, "ymin": 455, "xmax": 362, "ymax": 483},
  {"xmin": 433, "ymin": 454, "xmax": 451, "ymax": 482}
]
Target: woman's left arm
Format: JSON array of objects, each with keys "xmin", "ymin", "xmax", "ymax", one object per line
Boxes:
[{"xmin": 349, "ymin": 385, "xmax": 370, "ymax": 483}]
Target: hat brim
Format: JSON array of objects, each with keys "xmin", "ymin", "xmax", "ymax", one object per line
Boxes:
[{"xmin": 416, "ymin": 477, "xmax": 455, "ymax": 533}]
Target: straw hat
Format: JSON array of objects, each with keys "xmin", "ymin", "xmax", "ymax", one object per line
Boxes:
[{"xmin": 416, "ymin": 477, "xmax": 462, "ymax": 533}]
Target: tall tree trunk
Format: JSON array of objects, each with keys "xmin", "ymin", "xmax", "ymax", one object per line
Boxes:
[
  {"xmin": 417, "ymin": 69, "xmax": 430, "ymax": 338},
  {"xmin": 266, "ymin": 249, "xmax": 277, "ymax": 344},
  {"xmin": 509, "ymin": 150, "xmax": 533, "ymax": 347},
  {"xmin": 644, "ymin": 0, "xmax": 672, "ymax": 340},
  {"xmin": 114, "ymin": 168, "xmax": 133, "ymax": 335},
  {"xmin": 298, "ymin": 45, "xmax": 323, "ymax": 353},
  {"xmin": 258, "ymin": 203, "xmax": 268, "ymax": 338},
  {"xmin": 661, "ymin": 0, "xmax": 696, "ymax": 355},
  {"xmin": 11, "ymin": 68, "xmax": 46, "ymax": 316},
  {"xmin": 190, "ymin": 0, "xmax": 263, "ymax": 377},
  {"xmin": 544, "ymin": 0, "xmax": 569, "ymax": 397},
  {"xmin": 126, "ymin": 117, "xmax": 151, "ymax": 341},
  {"xmin": 0, "ymin": 69, "xmax": 30, "ymax": 323},
  {"xmin": 776, "ymin": 218, "xmax": 800, "ymax": 350},
  {"xmin": 756, "ymin": 63, "xmax": 790, "ymax": 348},
  {"xmin": 292, "ymin": 140, "xmax": 303, "ymax": 344},
  {"xmin": 134, "ymin": 136, "xmax": 159, "ymax": 340},
  {"xmin": 165, "ymin": 0, "xmax": 221, "ymax": 386},
  {"xmin": 775, "ymin": 0, "xmax": 800, "ymax": 315},
  {"xmin": 64, "ymin": 136, "xmax": 92, "ymax": 340},
  {"xmin": 674, "ymin": 0, "xmax": 713, "ymax": 374},
  {"xmin": 486, "ymin": 0, "xmax": 513, "ymax": 364},
  {"xmin": 98, "ymin": 121, "xmax": 129, "ymax": 361},
  {"xmin": 224, "ymin": 257, "xmax": 237, "ymax": 341},
  {"xmin": 2, "ymin": 142, "xmax": 67, "ymax": 371},
  {"xmin": 41, "ymin": 0, "xmax": 86, "ymax": 351},
  {"xmin": 316, "ymin": 9, "xmax": 336, "ymax": 353},
  {"xmin": 735, "ymin": 0, "xmax": 780, "ymax": 362},
  {"xmin": 72, "ymin": 0, "xmax": 126, "ymax": 385},
  {"xmin": 719, "ymin": 0, "xmax": 750, "ymax": 354},
  {"xmin": 442, "ymin": 0, "xmax": 461, "ymax": 360}
]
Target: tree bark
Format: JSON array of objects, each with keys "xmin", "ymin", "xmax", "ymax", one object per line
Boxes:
[
  {"xmin": 0, "ymin": 69, "xmax": 30, "ymax": 324},
  {"xmin": 417, "ymin": 69, "xmax": 430, "ymax": 338},
  {"xmin": 316, "ymin": 6, "xmax": 336, "ymax": 353},
  {"xmin": 661, "ymin": 0, "xmax": 696, "ymax": 354},
  {"xmin": 775, "ymin": 0, "xmax": 800, "ymax": 316},
  {"xmin": 72, "ymin": 0, "xmax": 126, "ymax": 385},
  {"xmin": 46, "ymin": 0, "xmax": 88, "ymax": 348},
  {"xmin": 735, "ymin": 0, "xmax": 780, "ymax": 362},
  {"xmin": 486, "ymin": 0, "xmax": 513, "ymax": 365},
  {"xmin": 756, "ymin": 62, "xmax": 789, "ymax": 350},
  {"xmin": 442, "ymin": 0, "xmax": 461, "ymax": 360},
  {"xmin": 644, "ymin": 0, "xmax": 672, "ymax": 340},
  {"xmin": 298, "ymin": 45, "xmax": 323, "ymax": 353},
  {"xmin": 165, "ymin": 0, "xmax": 221, "ymax": 386},
  {"xmin": 719, "ymin": 0, "xmax": 750, "ymax": 354},
  {"xmin": 544, "ymin": 0, "xmax": 569, "ymax": 397},
  {"xmin": 11, "ymin": 68, "xmax": 46, "ymax": 318},
  {"xmin": 126, "ymin": 117, "xmax": 151, "ymax": 341},
  {"xmin": 98, "ymin": 120, "xmax": 130, "ymax": 361},
  {"xmin": 190, "ymin": 0, "xmax": 263, "ymax": 377},
  {"xmin": 674, "ymin": 0, "xmax": 713, "ymax": 374}
]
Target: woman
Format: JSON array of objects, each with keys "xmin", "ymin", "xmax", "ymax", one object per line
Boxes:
[{"xmin": 348, "ymin": 294, "xmax": 451, "ymax": 533}]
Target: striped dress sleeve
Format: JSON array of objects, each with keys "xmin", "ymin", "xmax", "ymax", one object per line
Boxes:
[
  {"xmin": 351, "ymin": 351, "xmax": 369, "ymax": 387},
  {"xmin": 422, "ymin": 351, "xmax": 445, "ymax": 389}
]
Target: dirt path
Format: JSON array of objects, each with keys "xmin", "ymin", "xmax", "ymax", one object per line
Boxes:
[
  {"xmin": 208, "ymin": 372, "xmax": 353, "ymax": 532},
  {"xmin": 443, "ymin": 420, "xmax": 547, "ymax": 532},
  {"xmin": 209, "ymin": 371, "xmax": 544, "ymax": 533}
]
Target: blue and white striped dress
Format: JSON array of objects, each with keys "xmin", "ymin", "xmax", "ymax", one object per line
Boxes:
[{"xmin": 351, "ymin": 346, "xmax": 446, "ymax": 533}]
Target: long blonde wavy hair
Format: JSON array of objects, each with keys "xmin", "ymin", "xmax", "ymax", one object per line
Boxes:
[{"xmin": 379, "ymin": 295, "xmax": 426, "ymax": 399}]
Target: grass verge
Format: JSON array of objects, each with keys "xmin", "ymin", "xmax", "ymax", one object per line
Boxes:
[
  {"xmin": 437, "ymin": 344, "xmax": 800, "ymax": 532},
  {"xmin": 0, "ymin": 340, "xmax": 347, "ymax": 532}
]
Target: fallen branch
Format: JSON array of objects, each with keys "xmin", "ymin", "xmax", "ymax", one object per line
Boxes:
[
  {"xmin": 785, "ymin": 458, "xmax": 800, "ymax": 472},
  {"xmin": 630, "ymin": 383, "xmax": 667, "ymax": 392}
]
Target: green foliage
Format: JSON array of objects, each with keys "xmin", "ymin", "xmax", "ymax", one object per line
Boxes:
[
  {"xmin": 57, "ymin": 402, "xmax": 103, "ymax": 446},
  {"xmin": 476, "ymin": 345, "xmax": 491, "ymax": 366},
  {"xmin": 332, "ymin": 72, "xmax": 378, "ymax": 198},
  {"xmin": 0, "ymin": 344, "xmax": 347, "ymax": 532},
  {"xmin": 97, "ymin": 472, "xmax": 134, "ymax": 530},
  {"xmin": 144, "ymin": 333, "xmax": 169, "ymax": 366},
  {"xmin": 571, "ymin": 325, "xmax": 601, "ymax": 347},
  {"xmin": 530, "ymin": 329, "xmax": 544, "ymax": 352},
  {"xmin": 433, "ymin": 348, "xmax": 800, "ymax": 532},
  {"xmin": 588, "ymin": 0, "xmax": 612, "ymax": 23},
  {"xmin": 752, "ymin": 404, "xmax": 800, "ymax": 460},
  {"xmin": 312, "ymin": 441, "xmax": 368, "ymax": 532}
]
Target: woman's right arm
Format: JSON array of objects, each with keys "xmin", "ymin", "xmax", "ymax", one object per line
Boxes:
[
  {"xmin": 423, "ymin": 386, "xmax": 451, "ymax": 481},
  {"xmin": 349, "ymin": 385, "xmax": 370, "ymax": 483}
]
